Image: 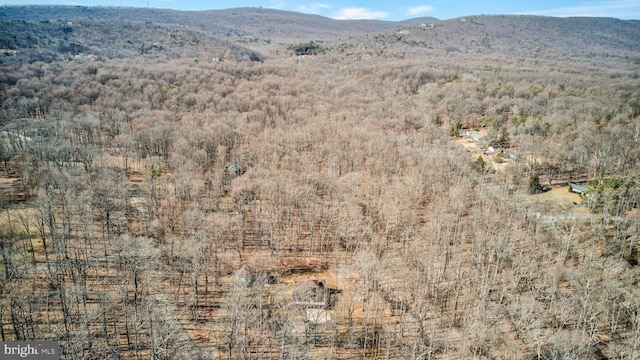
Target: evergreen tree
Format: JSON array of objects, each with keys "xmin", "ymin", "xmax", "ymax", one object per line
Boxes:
[
  {"xmin": 496, "ymin": 127, "xmax": 510, "ymax": 148},
  {"xmin": 528, "ymin": 175, "xmax": 543, "ymax": 194}
]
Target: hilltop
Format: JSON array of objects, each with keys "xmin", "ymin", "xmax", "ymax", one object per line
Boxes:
[
  {"xmin": 0, "ymin": 6, "xmax": 420, "ymax": 39},
  {"xmin": 0, "ymin": 6, "xmax": 638, "ymax": 65}
]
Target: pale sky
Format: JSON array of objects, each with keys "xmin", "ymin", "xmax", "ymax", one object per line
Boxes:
[{"xmin": 2, "ymin": 0, "xmax": 639, "ymax": 20}]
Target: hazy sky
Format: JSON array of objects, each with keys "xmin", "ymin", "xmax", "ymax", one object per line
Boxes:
[{"xmin": 2, "ymin": 0, "xmax": 639, "ymax": 20}]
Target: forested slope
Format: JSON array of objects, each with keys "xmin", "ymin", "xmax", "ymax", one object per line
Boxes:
[
  {"xmin": 0, "ymin": 5, "xmax": 412, "ymax": 40},
  {"xmin": 0, "ymin": 6, "xmax": 639, "ymax": 360}
]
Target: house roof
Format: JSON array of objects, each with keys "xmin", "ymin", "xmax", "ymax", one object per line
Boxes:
[
  {"xmin": 292, "ymin": 279, "xmax": 326, "ymax": 299},
  {"xmin": 570, "ymin": 183, "xmax": 589, "ymax": 193},
  {"xmin": 292, "ymin": 279, "xmax": 325, "ymax": 291},
  {"xmin": 291, "ymin": 279, "xmax": 330, "ymax": 307}
]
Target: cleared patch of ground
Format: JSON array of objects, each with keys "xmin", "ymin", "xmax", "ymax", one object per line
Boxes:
[
  {"xmin": 519, "ymin": 185, "xmax": 583, "ymax": 214},
  {"xmin": 454, "ymin": 137, "xmax": 511, "ymax": 171}
]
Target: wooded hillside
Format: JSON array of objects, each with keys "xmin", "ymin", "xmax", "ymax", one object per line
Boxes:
[{"xmin": 0, "ymin": 6, "xmax": 639, "ymax": 359}]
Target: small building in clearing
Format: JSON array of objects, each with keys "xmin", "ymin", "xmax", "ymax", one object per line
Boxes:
[
  {"xmin": 569, "ymin": 183, "xmax": 589, "ymax": 195},
  {"xmin": 291, "ymin": 279, "xmax": 328, "ymax": 307}
]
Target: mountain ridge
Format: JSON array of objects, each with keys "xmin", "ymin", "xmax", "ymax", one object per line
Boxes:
[
  {"xmin": 0, "ymin": 6, "xmax": 638, "ymax": 67},
  {"xmin": 0, "ymin": 5, "xmax": 431, "ymax": 36}
]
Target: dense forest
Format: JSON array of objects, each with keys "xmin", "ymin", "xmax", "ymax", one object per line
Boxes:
[{"xmin": 0, "ymin": 5, "xmax": 639, "ymax": 359}]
